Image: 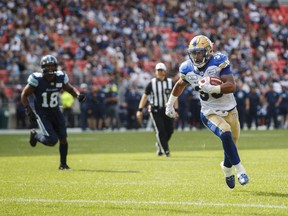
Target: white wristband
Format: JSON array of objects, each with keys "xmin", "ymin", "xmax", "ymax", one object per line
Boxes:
[{"xmin": 167, "ymin": 94, "xmax": 178, "ymax": 105}]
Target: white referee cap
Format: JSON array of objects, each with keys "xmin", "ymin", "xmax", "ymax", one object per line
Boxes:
[
  {"xmin": 80, "ymin": 83, "xmax": 88, "ymax": 89},
  {"xmin": 155, "ymin": 62, "xmax": 167, "ymax": 71}
]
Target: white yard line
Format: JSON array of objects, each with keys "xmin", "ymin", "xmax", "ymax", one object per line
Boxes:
[{"xmin": 0, "ymin": 198, "xmax": 287, "ymax": 209}]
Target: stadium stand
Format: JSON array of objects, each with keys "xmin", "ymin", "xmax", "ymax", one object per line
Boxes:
[{"xmin": 0, "ymin": 0, "xmax": 287, "ymax": 129}]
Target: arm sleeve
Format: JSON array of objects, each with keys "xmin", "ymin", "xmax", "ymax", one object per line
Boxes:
[{"xmin": 144, "ymin": 82, "xmax": 152, "ymax": 95}]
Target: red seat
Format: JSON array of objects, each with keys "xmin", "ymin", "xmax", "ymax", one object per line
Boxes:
[
  {"xmin": 143, "ymin": 61, "xmax": 156, "ymax": 71},
  {"xmin": 183, "ymin": 32, "xmax": 195, "ymax": 41},
  {"xmin": 0, "ymin": 70, "xmax": 8, "ymax": 82},
  {"xmin": 92, "ymin": 76, "xmax": 100, "ymax": 85},
  {"xmin": 75, "ymin": 60, "xmax": 87, "ymax": 71},
  {"xmin": 165, "ymin": 40, "xmax": 177, "ymax": 49},
  {"xmin": 64, "ymin": 60, "xmax": 74, "ymax": 73},
  {"xmin": 100, "ymin": 76, "xmax": 110, "ymax": 86},
  {"xmin": 4, "ymin": 87, "xmax": 12, "ymax": 97}
]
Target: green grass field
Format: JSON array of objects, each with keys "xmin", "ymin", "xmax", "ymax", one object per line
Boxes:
[{"xmin": 0, "ymin": 129, "xmax": 287, "ymax": 215}]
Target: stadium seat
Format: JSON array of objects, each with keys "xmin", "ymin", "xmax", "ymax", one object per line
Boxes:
[
  {"xmin": 92, "ymin": 76, "xmax": 110, "ymax": 86},
  {"xmin": 4, "ymin": 87, "xmax": 12, "ymax": 97},
  {"xmin": 64, "ymin": 60, "xmax": 74, "ymax": 73},
  {"xmin": 143, "ymin": 61, "xmax": 156, "ymax": 72},
  {"xmin": 75, "ymin": 60, "xmax": 87, "ymax": 71},
  {"xmin": 182, "ymin": 32, "xmax": 195, "ymax": 41},
  {"xmin": 0, "ymin": 70, "xmax": 8, "ymax": 82}
]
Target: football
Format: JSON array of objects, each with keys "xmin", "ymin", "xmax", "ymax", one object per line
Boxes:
[{"xmin": 209, "ymin": 77, "xmax": 223, "ymax": 86}]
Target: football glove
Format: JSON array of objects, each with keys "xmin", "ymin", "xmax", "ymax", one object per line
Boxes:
[
  {"xmin": 77, "ymin": 94, "xmax": 86, "ymax": 103},
  {"xmin": 25, "ymin": 106, "xmax": 37, "ymax": 124},
  {"xmin": 198, "ymin": 77, "xmax": 221, "ymax": 94},
  {"xmin": 165, "ymin": 103, "xmax": 177, "ymax": 118}
]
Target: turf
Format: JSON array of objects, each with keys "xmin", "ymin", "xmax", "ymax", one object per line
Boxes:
[{"xmin": 0, "ymin": 129, "xmax": 287, "ymax": 215}]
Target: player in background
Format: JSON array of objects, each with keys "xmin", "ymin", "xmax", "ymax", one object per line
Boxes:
[
  {"xmin": 165, "ymin": 35, "xmax": 249, "ymax": 188},
  {"xmin": 21, "ymin": 55, "xmax": 86, "ymax": 170}
]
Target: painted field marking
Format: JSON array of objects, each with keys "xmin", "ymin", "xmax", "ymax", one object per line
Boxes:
[{"xmin": 0, "ymin": 198, "xmax": 287, "ymax": 209}]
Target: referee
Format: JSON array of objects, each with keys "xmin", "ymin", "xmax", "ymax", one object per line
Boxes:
[{"xmin": 136, "ymin": 62, "xmax": 178, "ymax": 157}]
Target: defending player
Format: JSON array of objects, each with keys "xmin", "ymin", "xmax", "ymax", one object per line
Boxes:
[
  {"xmin": 21, "ymin": 55, "xmax": 86, "ymax": 170},
  {"xmin": 165, "ymin": 35, "xmax": 249, "ymax": 188}
]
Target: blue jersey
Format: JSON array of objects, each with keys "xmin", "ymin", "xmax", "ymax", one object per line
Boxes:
[
  {"xmin": 179, "ymin": 53, "xmax": 236, "ymax": 116},
  {"xmin": 27, "ymin": 71, "xmax": 69, "ymax": 113}
]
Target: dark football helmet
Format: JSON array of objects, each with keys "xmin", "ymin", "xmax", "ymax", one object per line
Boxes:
[{"xmin": 40, "ymin": 55, "xmax": 58, "ymax": 75}]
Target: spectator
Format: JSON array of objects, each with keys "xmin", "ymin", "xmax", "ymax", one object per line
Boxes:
[
  {"xmin": 89, "ymin": 85, "xmax": 106, "ymax": 130},
  {"xmin": 234, "ymin": 80, "xmax": 249, "ymax": 129},
  {"xmin": 0, "ymin": 1, "xmax": 287, "ymax": 130},
  {"xmin": 265, "ymin": 83, "xmax": 280, "ymax": 129},
  {"xmin": 124, "ymin": 82, "xmax": 142, "ymax": 130},
  {"xmin": 246, "ymin": 85, "xmax": 261, "ymax": 130},
  {"xmin": 105, "ymin": 77, "xmax": 119, "ymax": 130},
  {"xmin": 14, "ymin": 85, "xmax": 26, "ymax": 129},
  {"xmin": 176, "ymin": 87, "xmax": 192, "ymax": 130},
  {"xmin": 276, "ymin": 84, "xmax": 288, "ymax": 128},
  {"xmin": 79, "ymin": 83, "xmax": 90, "ymax": 131}
]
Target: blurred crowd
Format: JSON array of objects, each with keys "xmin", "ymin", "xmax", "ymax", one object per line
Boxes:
[{"xmin": 0, "ymin": 0, "xmax": 287, "ymax": 130}]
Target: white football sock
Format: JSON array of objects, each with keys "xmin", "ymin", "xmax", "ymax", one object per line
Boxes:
[
  {"xmin": 220, "ymin": 161, "xmax": 233, "ymax": 177},
  {"xmin": 234, "ymin": 162, "xmax": 246, "ymax": 177}
]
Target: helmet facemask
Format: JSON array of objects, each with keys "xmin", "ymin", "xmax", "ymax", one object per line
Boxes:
[{"xmin": 42, "ymin": 64, "xmax": 57, "ymax": 75}]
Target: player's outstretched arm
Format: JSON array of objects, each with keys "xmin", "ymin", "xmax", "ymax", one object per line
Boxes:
[
  {"xmin": 165, "ymin": 79, "xmax": 187, "ymax": 118},
  {"xmin": 63, "ymin": 83, "xmax": 86, "ymax": 102}
]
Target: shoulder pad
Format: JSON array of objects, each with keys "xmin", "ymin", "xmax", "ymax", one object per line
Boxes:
[
  {"xmin": 179, "ymin": 60, "xmax": 193, "ymax": 75},
  {"xmin": 33, "ymin": 72, "xmax": 43, "ymax": 78},
  {"xmin": 55, "ymin": 70, "xmax": 65, "ymax": 76},
  {"xmin": 56, "ymin": 71, "xmax": 69, "ymax": 84},
  {"xmin": 212, "ymin": 53, "xmax": 230, "ymax": 69},
  {"xmin": 28, "ymin": 73, "xmax": 42, "ymax": 87}
]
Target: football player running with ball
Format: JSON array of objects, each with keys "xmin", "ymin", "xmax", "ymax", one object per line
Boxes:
[
  {"xmin": 21, "ymin": 55, "xmax": 86, "ymax": 170},
  {"xmin": 165, "ymin": 35, "xmax": 249, "ymax": 189}
]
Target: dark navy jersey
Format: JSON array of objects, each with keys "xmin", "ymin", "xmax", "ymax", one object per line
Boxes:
[{"xmin": 27, "ymin": 71, "xmax": 69, "ymax": 113}]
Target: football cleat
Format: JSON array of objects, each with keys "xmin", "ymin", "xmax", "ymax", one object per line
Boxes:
[
  {"xmin": 225, "ymin": 175, "xmax": 235, "ymax": 189},
  {"xmin": 59, "ymin": 164, "xmax": 71, "ymax": 171},
  {"xmin": 29, "ymin": 129, "xmax": 37, "ymax": 147},
  {"xmin": 220, "ymin": 162, "xmax": 235, "ymax": 189},
  {"xmin": 155, "ymin": 142, "xmax": 163, "ymax": 156},
  {"xmin": 165, "ymin": 151, "xmax": 170, "ymax": 157},
  {"xmin": 156, "ymin": 150, "xmax": 163, "ymax": 156},
  {"xmin": 238, "ymin": 173, "xmax": 249, "ymax": 185}
]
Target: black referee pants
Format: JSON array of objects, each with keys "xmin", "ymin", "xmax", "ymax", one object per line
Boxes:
[{"xmin": 150, "ymin": 109, "xmax": 174, "ymax": 154}]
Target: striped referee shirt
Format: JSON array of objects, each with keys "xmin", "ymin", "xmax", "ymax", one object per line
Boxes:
[{"xmin": 144, "ymin": 77, "xmax": 174, "ymax": 108}]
